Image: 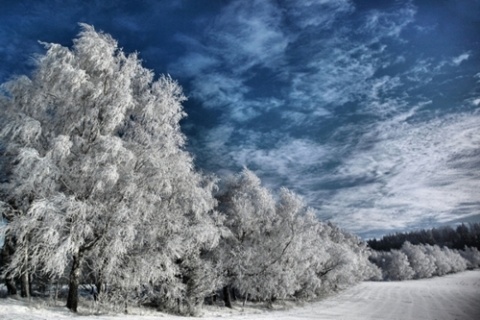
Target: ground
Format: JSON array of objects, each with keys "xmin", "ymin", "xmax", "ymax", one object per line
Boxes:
[{"xmin": 1, "ymin": 270, "xmax": 479, "ymax": 320}]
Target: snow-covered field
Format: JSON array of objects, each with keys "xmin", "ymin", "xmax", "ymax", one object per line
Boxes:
[{"xmin": 1, "ymin": 270, "xmax": 479, "ymax": 320}]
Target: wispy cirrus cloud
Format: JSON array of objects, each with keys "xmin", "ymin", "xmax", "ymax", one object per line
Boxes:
[
  {"xmin": 174, "ymin": 0, "xmax": 418, "ymax": 125},
  {"xmin": 323, "ymin": 110, "xmax": 480, "ymax": 236},
  {"xmin": 208, "ymin": 0, "xmax": 288, "ymax": 73},
  {"xmin": 173, "ymin": 0, "xmax": 480, "ymax": 238},
  {"xmin": 282, "ymin": 0, "xmax": 353, "ymax": 29},
  {"xmin": 170, "ymin": 0, "xmax": 291, "ymax": 121},
  {"xmin": 361, "ymin": 3, "xmax": 416, "ymax": 41},
  {"xmin": 280, "ymin": 2, "xmax": 416, "ymax": 117}
]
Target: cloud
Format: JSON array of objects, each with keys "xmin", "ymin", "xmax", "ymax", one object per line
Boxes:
[
  {"xmin": 169, "ymin": 0, "xmax": 295, "ymax": 122},
  {"xmin": 452, "ymin": 52, "xmax": 470, "ymax": 66},
  {"xmin": 170, "ymin": 52, "xmax": 219, "ymax": 78},
  {"xmin": 361, "ymin": 4, "xmax": 416, "ymax": 41},
  {"xmin": 322, "ymin": 111, "xmax": 480, "ymax": 234},
  {"xmin": 177, "ymin": 0, "xmax": 408, "ymax": 124},
  {"xmin": 204, "ymin": 0, "xmax": 288, "ymax": 73},
  {"xmin": 235, "ymin": 138, "xmax": 332, "ymax": 175},
  {"xmin": 282, "ymin": 3, "xmax": 416, "ymax": 116},
  {"xmin": 282, "ymin": 0, "xmax": 354, "ymax": 29},
  {"xmin": 180, "ymin": 1, "xmax": 462, "ymax": 236}
]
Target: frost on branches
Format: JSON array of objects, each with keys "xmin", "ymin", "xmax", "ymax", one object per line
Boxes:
[
  {"xmin": 0, "ymin": 24, "xmax": 218, "ymax": 313},
  {"xmin": 214, "ymin": 169, "xmax": 379, "ymax": 307},
  {"xmin": 369, "ymin": 242, "xmax": 477, "ymax": 281}
]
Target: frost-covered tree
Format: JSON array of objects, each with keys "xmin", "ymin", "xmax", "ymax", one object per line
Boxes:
[
  {"xmin": 312, "ymin": 223, "xmax": 381, "ymax": 292},
  {"xmin": 425, "ymin": 245, "xmax": 466, "ymax": 276},
  {"xmin": 459, "ymin": 246, "xmax": 480, "ymax": 269},
  {"xmin": 215, "ymin": 170, "xmax": 314, "ymax": 305},
  {"xmin": 371, "ymin": 250, "xmax": 414, "ymax": 281},
  {"xmin": 0, "ymin": 24, "xmax": 218, "ymax": 313},
  {"xmin": 371, "ymin": 243, "xmax": 471, "ymax": 281},
  {"xmin": 214, "ymin": 169, "xmax": 378, "ymax": 305},
  {"xmin": 440, "ymin": 247, "xmax": 468, "ymax": 274},
  {"xmin": 400, "ymin": 242, "xmax": 436, "ymax": 279},
  {"xmin": 215, "ymin": 169, "xmax": 278, "ymax": 304}
]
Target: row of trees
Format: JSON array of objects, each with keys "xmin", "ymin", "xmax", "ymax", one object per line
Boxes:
[
  {"xmin": 368, "ymin": 223, "xmax": 480, "ymax": 251},
  {"xmin": 214, "ymin": 171, "xmax": 380, "ymax": 306},
  {"xmin": 369, "ymin": 242, "xmax": 480, "ymax": 281},
  {"xmin": 0, "ymin": 24, "xmax": 379, "ymax": 315}
]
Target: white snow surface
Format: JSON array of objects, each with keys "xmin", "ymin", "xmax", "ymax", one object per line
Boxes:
[{"xmin": 1, "ymin": 270, "xmax": 479, "ymax": 320}]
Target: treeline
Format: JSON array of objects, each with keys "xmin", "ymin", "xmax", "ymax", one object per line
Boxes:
[
  {"xmin": 0, "ymin": 25, "xmax": 379, "ymax": 315},
  {"xmin": 0, "ymin": 170, "xmax": 380, "ymax": 315},
  {"xmin": 368, "ymin": 223, "xmax": 480, "ymax": 251},
  {"xmin": 369, "ymin": 242, "xmax": 480, "ymax": 281},
  {"xmin": 368, "ymin": 224, "xmax": 480, "ymax": 281}
]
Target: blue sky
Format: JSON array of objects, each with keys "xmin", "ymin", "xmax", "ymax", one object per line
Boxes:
[{"xmin": 1, "ymin": 0, "xmax": 479, "ymax": 238}]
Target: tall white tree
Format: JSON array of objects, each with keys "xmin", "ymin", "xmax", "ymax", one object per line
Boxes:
[
  {"xmin": 215, "ymin": 168, "xmax": 278, "ymax": 305},
  {"xmin": 0, "ymin": 24, "xmax": 218, "ymax": 313}
]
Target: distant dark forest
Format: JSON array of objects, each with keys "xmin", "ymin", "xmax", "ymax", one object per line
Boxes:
[{"xmin": 368, "ymin": 223, "xmax": 480, "ymax": 251}]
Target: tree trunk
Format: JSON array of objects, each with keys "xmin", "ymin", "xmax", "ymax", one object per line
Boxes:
[
  {"xmin": 243, "ymin": 293, "xmax": 248, "ymax": 307},
  {"xmin": 5, "ymin": 277, "xmax": 17, "ymax": 295},
  {"xmin": 66, "ymin": 251, "xmax": 82, "ymax": 312},
  {"xmin": 95, "ymin": 279, "xmax": 103, "ymax": 302},
  {"xmin": 2, "ymin": 236, "xmax": 17, "ymax": 295},
  {"xmin": 20, "ymin": 241, "xmax": 30, "ymax": 298},
  {"xmin": 20, "ymin": 272, "xmax": 30, "ymax": 298},
  {"xmin": 53, "ymin": 281, "xmax": 60, "ymax": 306},
  {"xmin": 223, "ymin": 285, "xmax": 232, "ymax": 308},
  {"xmin": 29, "ymin": 273, "xmax": 33, "ymax": 296}
]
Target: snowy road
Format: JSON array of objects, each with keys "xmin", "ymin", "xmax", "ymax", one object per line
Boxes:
[{"xmin": 1, "ymin": 270, "xmax": 479, "ymax": 320}]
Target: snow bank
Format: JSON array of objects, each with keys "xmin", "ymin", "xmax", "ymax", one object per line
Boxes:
[{"xmin": 1, "ymin": 270, "xmax": 479, "ymax": 320}]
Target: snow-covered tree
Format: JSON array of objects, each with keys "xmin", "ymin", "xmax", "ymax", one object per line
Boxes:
[
  {"xmin": 215, "ymin": 168, "xmax": 278, "ymax": 304},
  {"xmin": 371, "ymin": 250, "xmax": 414, "ymax": 281},
  {"xmin": 459, "ymin": 246, "xmax": 480, "ymax": 269},
  {"xmin": 371, "ymin": 243, "xmax": 471, "ymax": 281},
  {"xmin": 0, "ymin": 24, "xmax": 218, "ymax": 313},
  {"xmin": 214, "ymin": 169, "xmax": 378, "ymax": 304},
  {"xmin": 400, "ymin": 242, "xmax": 436, "ymax": 279},
  {"xmin": 440, "ymin": 247, "xmax": 467, "ymax": 273},
  {"xmin": 312, "ymin": 223, "xmax": 381, "ymax": 292},
  {"xmin": 422, "ymin": 245, "xmax": 460, "ymax": 276}
]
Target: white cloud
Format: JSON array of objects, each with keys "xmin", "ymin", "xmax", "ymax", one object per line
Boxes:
[
  {"xmin": 170, "ymin": 52, "xmax": 219, "ymax": 78},
  {"xmin": 322, "ymin": 111, "xmax": 480, "ymax": 233},
  {"xmin": 236, "ymin": 139, "xmax": 330, "ymax": 173},
  {"xmin": 230, "ymin": 137, "xmax": 335, "ymax": 193},
  {"xmin": 209, "ymin": 0, "xmax": 288, "ymax": 73},
  {"xmin": 283, "ymin": 4, "xmax": 416, "ymax": 116},
  {"xmin": 452, "ymin": 52, "xmax": 470, "ymax": 66},
  {"xmin": 283, "ymin": 0, "xmax": 354, "ymax": 29},
  {"xmin": 174, "ymin": 0, "xmax": 478, "ymax": 237},
  {"xmin": 361, "ymin": 4, "xmax": 416, "ymax": 41},
  {"xmin": 174, "ymin": 0, "xmax": 418, "ymax": 126}
]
